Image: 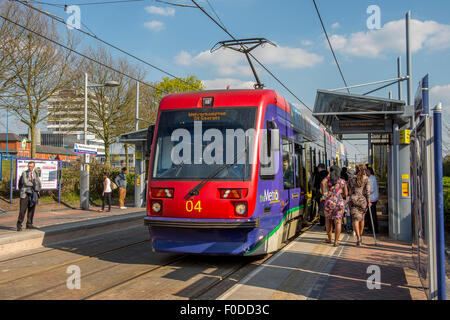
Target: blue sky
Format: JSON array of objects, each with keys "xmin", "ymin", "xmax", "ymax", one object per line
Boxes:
[{"xmin": 2, "ymin": 0, "xmax": 450, "ymax": 159}]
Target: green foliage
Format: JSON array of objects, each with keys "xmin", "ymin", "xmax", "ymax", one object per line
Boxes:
[
  {"xmin": 444, "ymin": 176, "xmax": 450, "ymax": 223},
  {"xmin": 444, "ymin": 157, "xmax": 450, "ymax": 177},
  {"xmin": 153, "ymin": 75, "xmax": 204, "ymax": 102}
]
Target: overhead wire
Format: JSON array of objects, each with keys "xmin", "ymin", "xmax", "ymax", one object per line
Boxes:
[
  {"xmin": 190, "ymin": 0, "xmax": 314, "ymax": 113},
  {"xmin": 155, "ymin": 0, "xmax": 197, "ymax": 8},
  {"xmin": 312, "ymin": 0, "xmax": 350, "ymax": 94},
  {"xmin": 14, "ymin": 0, "xmax": 200, "ymax": 91},
  {"xmin": 0, "ymin": 13, "xmax": 170, "ymax": 94}
]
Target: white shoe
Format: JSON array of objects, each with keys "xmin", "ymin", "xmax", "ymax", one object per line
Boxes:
[{"xmin": 120, "ymin": 207, "xmax": 127, "ymax": 209}]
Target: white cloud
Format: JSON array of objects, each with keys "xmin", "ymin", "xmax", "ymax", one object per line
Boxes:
[
  {"xmin": 331, "ymin": 22, "xmax": 341, "ymax": 29},
  {"xmin": 175, "ymin": 45, "xmax": 323, "ymax": 77},
  {"xmin": 329, "ymin": 18, "xmax": 450, "ymax": 58},
  {"xmin": 144, "ymin": 20, "xmax": 165, "ymax": 31},
  {"xmin": 145, "ymin": 6, "xmax": 175, "ymax": 16},
  {"xmin": 202, "ymin": 78, "xmax": 255, "ymax": 90},
  {"xmin": 301, "ymin": 40, "xmax": 313, "ymax": 46},
  {"xmin": 430, "ymin": 84, "xmax": 450, "ymax": 104}
]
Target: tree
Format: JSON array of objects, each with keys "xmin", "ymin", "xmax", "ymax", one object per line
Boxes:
[
  {"xmin": 0, "ymin": 3, "xmax": 79, "ymax": 158},
  {"xmin": 80, "ymin": 47, "xmax": 141, "ymax": 165},
  {"xmin": 152, "ymin": 75, "xmax": 204, "ymax": 103},
  {"xmin": 0, "ymin": 2, "xmax": 21, "ymax": 95}
]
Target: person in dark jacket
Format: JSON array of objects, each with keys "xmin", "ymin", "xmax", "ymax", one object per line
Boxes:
[
  {"xmin": 17, "ymin": 161, "xmax": 41, "ymax": 231},
  {"xmin": 314, "ymin": 163, "xmax": 329, "ymax": 226}
]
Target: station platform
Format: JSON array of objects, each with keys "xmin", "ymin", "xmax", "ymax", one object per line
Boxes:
[
  {"xmin": 0, "ymin": 205, "xmax": 146, "ymax": 257},
  {"xmin": 219, "ymin": 224, "xmax": 430, "ymax": 300}
]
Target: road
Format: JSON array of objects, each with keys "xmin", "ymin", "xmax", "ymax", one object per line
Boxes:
[{"xmin": 0, "ymin": 225, "xmax": 270, "ymax": 300}]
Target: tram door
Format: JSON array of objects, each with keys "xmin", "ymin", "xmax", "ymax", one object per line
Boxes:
[{"xmin": 281, "ymin": 136, "xmax": 300, "ymax": 240}]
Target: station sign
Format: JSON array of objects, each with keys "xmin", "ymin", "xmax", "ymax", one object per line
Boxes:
[
  {"xmin": 414, "ymin": 75, "xmax": 429, "ymax": 120},
  {"xmin": 74, "ymin": 143, "xmax": 97, "ymax": 155},
  {"xmin": 332, "ymin": 119, "xmax": 393, "ymax": 134}
]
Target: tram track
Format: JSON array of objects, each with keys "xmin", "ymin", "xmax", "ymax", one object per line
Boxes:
[
  {"xmin": 78, "ymin": 219, "xmax": 319, "ymax": 300},
  {"xmin": 3, "ymin": 218, "xmax": 319, "ymax": 300},
  {"xmin": 0, "ymin": 238, "xmax": 150, "ymax": 286}
]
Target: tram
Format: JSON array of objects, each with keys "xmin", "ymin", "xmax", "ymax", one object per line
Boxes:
[{"xmin": 144, "ymin": 89, "xmax": 346, "ymax": 255}]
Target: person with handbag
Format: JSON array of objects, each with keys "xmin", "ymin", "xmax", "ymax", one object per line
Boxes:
[
  {"xmin": 321, "ymin": 165, "xmax": 348, "ymax": 246},
  {"xmin": 349, "ymin": 164, "xmax": 371, "ymax": 246},
  {"xmin": 100, "ymin": 172, "xmax": 112, "ymax": 212},
  {"xmin": 17, "ymin": 161, "xmax": 41, "ymax": 231}
]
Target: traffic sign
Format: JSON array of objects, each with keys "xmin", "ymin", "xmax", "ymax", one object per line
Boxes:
[{"xmin": 74, "ymin": 143, "xmax": 97, "ymax": 155}]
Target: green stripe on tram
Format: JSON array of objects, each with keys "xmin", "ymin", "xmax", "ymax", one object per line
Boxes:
[{"xmin": 245, "ymin": 204, "xmax": 305, "ymax": 255}]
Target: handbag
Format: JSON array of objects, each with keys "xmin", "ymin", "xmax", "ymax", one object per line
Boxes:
[{"xmin": 111, "ymin": 181, "xmax": 118, "ymax": 191}]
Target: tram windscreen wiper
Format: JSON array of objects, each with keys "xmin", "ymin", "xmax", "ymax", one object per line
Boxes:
[{"xmin": 184, "ymin": 141, "xmax": 248, "ymax": 200}]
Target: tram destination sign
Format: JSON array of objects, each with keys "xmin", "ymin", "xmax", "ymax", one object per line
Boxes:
[{"xmin": 332, "ymin": 119, "xmax": 393, "ymax": 134}]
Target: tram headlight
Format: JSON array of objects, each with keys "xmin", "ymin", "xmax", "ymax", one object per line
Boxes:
[
  {"xmin": 151, "ymin": 201, "xmax": 162, "ymax": 214},
  {"xmin": 234, "ymin": 202, "xmax": 247, "ymax": 216}
]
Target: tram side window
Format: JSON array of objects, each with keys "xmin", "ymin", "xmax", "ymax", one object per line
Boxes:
[
  {"xmin": 282, "ymin": 137, "xmax": 294, "ymax": 189},
  {"xmin": 295, "ymin": 144, "xmax": 305, "ymax": 190}
]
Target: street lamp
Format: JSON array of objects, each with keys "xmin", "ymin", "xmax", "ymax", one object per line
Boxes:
[{"xmin": 80, "ymin": 73, "xmax": 119, "ymax": 210}]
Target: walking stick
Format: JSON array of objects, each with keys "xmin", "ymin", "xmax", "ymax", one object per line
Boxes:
[{"xmin": 368, "ymin": 204, "xmax": 377, "ymax": 246}]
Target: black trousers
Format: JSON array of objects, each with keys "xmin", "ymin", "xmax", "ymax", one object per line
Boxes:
[
  {"xmin": 365, "ymin": 201, "xmax": 379, "ymax": 233},
  {"xmin": 17, "ymin": 197, "xmax": 36, "ymax": 227},
  {"xmin": 102, "ymin": 192, "xmax": 111, "ymax": 211}
]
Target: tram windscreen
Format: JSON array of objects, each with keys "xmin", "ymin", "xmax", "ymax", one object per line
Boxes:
[{"xmin": 152, "ymin": 107, "xmax": 257, "ymax": 180}]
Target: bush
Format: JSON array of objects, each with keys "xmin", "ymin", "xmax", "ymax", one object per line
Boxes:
[
  {"xmin": 444, "ymin": 157, "xmax": 450, "ymax": 177},
  {"xmin": 54, "ymin": 160, "xmax": 122, "ymax": 200},
  {"xmin": 444, "ymin": 177, "xmax": 450, "ymax": 223}
]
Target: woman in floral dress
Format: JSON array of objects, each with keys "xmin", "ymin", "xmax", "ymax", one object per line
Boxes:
[
  {"xmin": 349, "ymin": 164, "xmax": 371, "ymax": 246},
  {"xmin": 321, "ymin": 165, "xmax": 348, "ymax": 246}
]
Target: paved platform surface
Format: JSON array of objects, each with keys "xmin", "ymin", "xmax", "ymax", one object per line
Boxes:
[
  {"xmin": 0, "ymin": 205, "xmax": 146, "ymax": 256},
  {"xmin": 220, "ymin": 225, "xmax": 429, "ymax": 300},
  {"xmin": 0, "ymin": 205, "xmax": 144, "ymax": 236}
]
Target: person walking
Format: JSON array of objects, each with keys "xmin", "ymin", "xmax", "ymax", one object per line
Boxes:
[
  {"xmin": 115, "ymin": 167, "xmax": 127, "ymax": 209},
  {"xmin": 366, "ymin": 167, "xmax": 379, "ymax": 233},
  {"xmin": 321, "ymin": 165, "xmax": 347, "ymax": 246},
  {"xmin": 349, "ymin": 164, "xmax": 371, "ymax": 246},
  {"xmin": 17, "ymin": 161, "xmax": 41, "ymax": 231},
  {"xmin": 100, "ymin": 172, "xmax": 112, "ymax": 212}
]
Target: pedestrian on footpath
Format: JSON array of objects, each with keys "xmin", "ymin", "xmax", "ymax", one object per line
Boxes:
[
  {"xmin": 321, "ymin": 165, "xmax": 347, "ymax": 247},
  {"xmin": 100, "ymin": 172, "xmax": 112, "ymax": 212},
  {"xmin": 349, "ymin": 164, "xmax": 371, "ymax": 246},
  {"xmin": 17, "ymin": 161, "xmax": 41, "ymax": 231},
  {"xmin": 365, "ymin": 167, "xmax": 379, "ymax": 233},
  {"xmin": 115, "ymin": 167, "xmax": 127, "ymax": 209}
]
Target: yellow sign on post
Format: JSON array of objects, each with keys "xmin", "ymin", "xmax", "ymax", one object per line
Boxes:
[
  {"xmin": 399, "ymin": 130, "xmax": 410, "ymax": 144},
  {"xmin": 402, "ymin": 182, "xmax": 409, "ymax": 197}
]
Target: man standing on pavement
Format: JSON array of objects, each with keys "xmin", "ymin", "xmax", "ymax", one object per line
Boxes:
[
  {"xmin": 115, "ymin": 167, "xmax": 127, "ymax": 209},
  {"xmin": 17, "ymin": 161, "xmax": 41, "ymax": 231}
]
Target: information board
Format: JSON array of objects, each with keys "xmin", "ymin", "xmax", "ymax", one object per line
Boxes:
[{"xmin": 15, "ymin": 159, "xmax": 59, "ymax": 190}]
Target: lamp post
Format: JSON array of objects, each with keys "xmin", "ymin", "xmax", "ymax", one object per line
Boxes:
[{"xmin": 80, "ymin": 73, "xmax": 119, "ymax": 210}]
